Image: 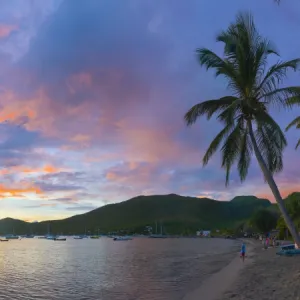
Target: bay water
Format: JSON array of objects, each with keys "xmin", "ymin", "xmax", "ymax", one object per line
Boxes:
[{"xmin": 0, "ymin": 237, "xmax": 238, "ymax": 300}]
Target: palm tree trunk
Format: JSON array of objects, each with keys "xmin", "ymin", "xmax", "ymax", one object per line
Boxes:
[{"xmin": 247, "ymin": 120, "xmax": 300, "ymax": 246}]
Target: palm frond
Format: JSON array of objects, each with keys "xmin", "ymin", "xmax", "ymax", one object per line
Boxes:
[
  {"xmin": 296, "ymin": 139, "xmax": 300, "ymax": 149},
  {"xmin": 254, "ymin": 112, "xmax": 286, "ymax": 174},
  {"xmin": 184, "ymin": 96, "xmax": 237, "ymax": 125},
  {"xmin": 202, "ymin": 123, "xmax": 234, "ymax": 166},
  {"xmin": 257, "ymin": 59, "xmax": 300, "ymax": 97},
  {"xmin": 259, "ymin": 86, "xmax": 300, "ymax": 109},
  {"xmin": 196, "ymin": 48, "xmax": 242, "ymax": 95},
  {"xmin": 217, "ymin": 100, "xmax": 242, "ymax": 124},
  {"xmin": 286, "ymin": 116, "xmax": 300, "ymax": 131},
  {"xmin": 221, "ymin": 121, "xmax": 243, "ymax": 185},
  {"xmin": 217, "ymin": 12, "xmax": 278, "ymax": 95},
  {"xmin": 238, "ymin": 129, "xmax": 252, "ymax": 181}
]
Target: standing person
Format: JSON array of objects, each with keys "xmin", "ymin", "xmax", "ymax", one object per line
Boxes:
[{"xmin": 240, "ymin": 242, "xmax": 246, "ymax": 262}]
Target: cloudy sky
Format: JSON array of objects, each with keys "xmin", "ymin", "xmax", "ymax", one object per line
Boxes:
[{"xmin": 0, "ymin": 0, "xmax": 299, "ymax": 221}]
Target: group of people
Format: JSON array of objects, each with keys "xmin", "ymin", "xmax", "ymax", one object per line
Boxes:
[
  {"xmin": 259, "ymin": 234, "xmax": 277, "ymax": 249},
  {"xmin": 240, "ymin": 234, "xmax": 278, "ymax": 263}
]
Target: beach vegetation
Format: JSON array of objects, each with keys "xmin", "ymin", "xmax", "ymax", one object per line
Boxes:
[{"xmin": 250, "ymin": 208, "xmax": 278, "ymax": 233}]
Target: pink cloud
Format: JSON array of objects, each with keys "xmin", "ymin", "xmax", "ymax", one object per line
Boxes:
[{"xmin": 0, "ymin": 24, "xmax": 18, "ymax": 38}]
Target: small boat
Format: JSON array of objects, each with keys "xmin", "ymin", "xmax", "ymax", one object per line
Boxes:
[
  {"xmin": 46, "ymin": 235, "xmax": 56, "ymax": 240},
  {"xmin": 148, "ymin": 234, "xmax": 167, "ymax": 239},
  {"xmin": 0, "ymin": 239, "xmax": 9, "ymax": 242},
  {"xmin": 73, "ymin": 236, "xmax": 83, "ymax": 240},
  {"xmin": 5, "ymin": 234, "xmax": 19, "ymax": 240},
  {"xmin": 113, "ymin": 236, "xmax": 133, "ymax": 241},
  {"xmin": 280, "ymin": 244, "xmax": 295, "ymax": 250},
  {"xmin": 90, "ymin": 236, "xmax": 100, "ymax": 239},
  {"xmin": 25, "ymin": 235, "xmax": 35, "ymax": 238},
  {"xmin": 38, "ymin": 236, "xmax": 47, "ymax": 239},
  {"xmin": 54, "ymin": 237, "xmax": 66, "ymax": 241}
]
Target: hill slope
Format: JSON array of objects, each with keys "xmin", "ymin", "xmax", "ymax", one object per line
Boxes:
[{"xmin": 0, "ymin": 194, "xmax": 272, "ymax": 235}]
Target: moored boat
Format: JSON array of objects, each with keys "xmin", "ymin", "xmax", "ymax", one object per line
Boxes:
[
  {"xmin": 148, "ymin": 234, "xmax": 167, "ymax": 238},
  {"xmin": 54, "ymin": 237, "xmax": 66, "ymax": 241},
  {"xmin": 73, "ymin": 236, "xmax": 83, "ymax": 239},
  {"xmin": 5, "ymin": 234, "xmax": 19, "ymax": 240},
  {"xmin": 90, "ymin": 236, "xmax": 99, "ymax": 239},
  {"xmin": 148, "ymin": 221, "xmax": 167, "ymax": 238},
  {"xmin": 113, "ymin": 236, "xmax": 132, "ymax": 241},
  {"xmin": 25, "ymin": 235, "xmax": 35, "ymax": 238}
]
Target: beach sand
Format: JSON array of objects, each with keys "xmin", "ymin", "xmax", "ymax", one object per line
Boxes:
[
  {"xmin": 183, "ymin": 240, "xmax": 254, "ymax": 300},
  {"xmin": 184, "ymin": 239, "xmax": 300, "ymax": 300},
  {"xmin": 221, "ymin": 242, "xmax": 300, "ymax": 300}
]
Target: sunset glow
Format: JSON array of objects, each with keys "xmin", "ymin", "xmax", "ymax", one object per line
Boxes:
[{"xmin": 0, "ymin": 0, "xmax": 300, "ymax": 221}]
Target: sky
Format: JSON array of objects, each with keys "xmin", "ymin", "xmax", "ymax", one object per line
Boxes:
[{"xmin": 0, "ymin": 0, "xmax": 300, "ymax": 221}]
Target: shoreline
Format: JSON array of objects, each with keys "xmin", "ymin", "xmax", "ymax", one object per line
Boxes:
[{"xmin": 183, "ymin": 239, "xmax": 254, "ymax": 300}]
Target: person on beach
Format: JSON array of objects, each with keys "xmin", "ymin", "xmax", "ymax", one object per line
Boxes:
[{"xmin": 240, "ymin": 242, "xmax": 246, "ymax": 262}]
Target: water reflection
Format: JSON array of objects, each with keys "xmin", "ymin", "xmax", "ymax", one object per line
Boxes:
[{"xmin": 0, "ymin": 238, "xmax": 237, "ymax": 300}]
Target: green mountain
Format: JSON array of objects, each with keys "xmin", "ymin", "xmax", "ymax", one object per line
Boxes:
[{"xmin": 0, "ymin": 193, "xmax": 272, "ymax": 235}]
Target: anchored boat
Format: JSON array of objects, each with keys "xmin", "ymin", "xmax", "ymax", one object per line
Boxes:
[
  {"xmin": 54, "ymin": 237, "xmax": 66, "ymax": 241},
  {"xmin": 113, "ymin": 236, "xmax": 132, "ymax": 241}
]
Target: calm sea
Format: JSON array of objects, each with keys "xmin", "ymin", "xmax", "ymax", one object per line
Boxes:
[{"xmin": 0, "ymin": 237, "xmax": 238, "ymax": 300}]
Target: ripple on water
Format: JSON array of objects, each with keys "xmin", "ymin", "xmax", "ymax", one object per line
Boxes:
[{"xmin": 0, "ymin": 238, "xmax": 238, "ymax": 300}]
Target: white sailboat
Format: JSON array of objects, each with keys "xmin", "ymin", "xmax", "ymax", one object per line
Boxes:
[{"xmin": 149, "ymin": 221, "xmax": 167, "ymax": 238}]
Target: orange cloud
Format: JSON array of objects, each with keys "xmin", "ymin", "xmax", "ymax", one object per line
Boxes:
[
  {"xmin": 105, "ymin": 172, "xmax": 119, "ymax": 181},
  {"xmin": 0, "ymin": 164, "xmax": 62, "ymax": 175},
  {"xmin": 42, "ymin": 165, "xmax": 60, "ymax": 173},
  {"xmin": 0, "ymin": 184, "xmax": 42, "ymax": 199},
  {"xmin": 0, "ymin": 24, "xmax": 18, "ymax": 38}
]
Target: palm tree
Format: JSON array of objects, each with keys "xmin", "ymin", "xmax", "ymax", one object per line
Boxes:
[
  {"xmin": 185, "ymin": 12, "xmax": 300, "ymax": 245},
  {"xmin": 286, "ymin": 117, "xmax": 300, "ymax": 149}
]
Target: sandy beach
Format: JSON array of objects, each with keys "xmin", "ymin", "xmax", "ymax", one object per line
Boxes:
[
  {"xmin": 221, "ymin": 242, "xmax": 300, "ymax": 300},
  {"xmin": 184, "ymin": 240, "xmax": 300, "ymax": 300},
  {"xmin": 183, "ymin": 239, "xmax": 253, "ymax": 300}
]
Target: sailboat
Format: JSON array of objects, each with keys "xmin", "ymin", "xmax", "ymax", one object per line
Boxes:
[
  {"xmin": 74, "ymin": 227, "xmax": 88, "ymax": 239},
  {"xmin": 90, "ymin": 228, "xmax": 100, "ymax": 239},
  {"xmin": 149, "ymin": 221, "xmax": 167, "ymax": 238},
  {"xmin": 45, "ymin": 222, "xmax": 56, "ymax": 240},
  {"xmin": 5, "ymin": 228, "xmax": 19, "ymax": 240}
]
